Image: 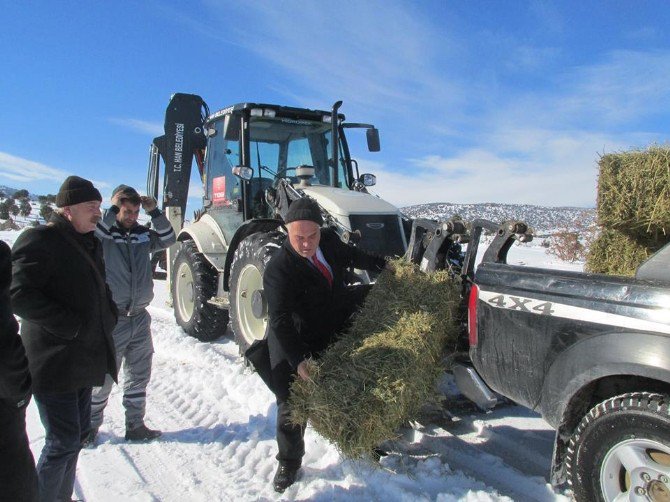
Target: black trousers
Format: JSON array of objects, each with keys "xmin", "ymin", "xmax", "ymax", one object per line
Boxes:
[
  {"xmin": 33, "ymin": 388, "xmax": 92, "ymax": 502},
  {"xmin": 0, "ymin": 399, "xmax": 38, "ymax": 502},
  {"xmin": 270, "ymin": 284, "xmax": 372, "ymax": 466}
]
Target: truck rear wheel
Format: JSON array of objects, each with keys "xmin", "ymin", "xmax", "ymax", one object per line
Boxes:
[
  {"xmin": 565, "ymin": 392, "xmax": 670, "ymax": 502},
  {"xmin": 229, "ymin": 232, "xmax": 283, "ymax": 353},
  {"xmin": 172, "ymin": 240, "xmax": 228, "ymax": 341}
]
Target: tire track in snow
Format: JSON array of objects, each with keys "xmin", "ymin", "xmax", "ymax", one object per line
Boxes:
[
  {"xmin": 70, "ymin": 301, "xmax": 567, "ymax": 500},
  {"xmin": 387, "ymin": 403, "xmax": 565, "ymax": 501},
  {"xmin": 86, "ymin": 309, "xmax": 280, "ymax": 499}
]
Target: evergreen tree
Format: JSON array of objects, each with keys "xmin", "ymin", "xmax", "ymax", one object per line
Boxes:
[
  {"xmin": 19, "ymin": 199, "xmax": 32, "ymax": 217},
  {"xmin": 40, "ymin": 203, "xmax": 54, "ymax": 221},
  {"xmin": 0, "ymin": 202, "xmax": 9, "ymax": 220},
  {"xmin": 14, "ymin": 189, "xmax": 30, "ymax": 199}
]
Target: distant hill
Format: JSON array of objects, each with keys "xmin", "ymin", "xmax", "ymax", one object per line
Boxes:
[
  {"xmin": 0, "ymin": 181, "xmax": 596, "ymax": 237},
  {"xmin": 401, "ymin": 202, "xmax": 596, "ymax": 236},
  {"xmin": 0, "ymin": 185, "xmax": 40, "ymax": 201}
]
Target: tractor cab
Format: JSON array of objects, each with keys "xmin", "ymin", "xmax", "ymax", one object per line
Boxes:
[
  {"xmin": 148, "ymin": 93, "xmax": 403, "ymax": 344},
  {"xmin": 201, "ymin": 102, "xmax": 379, "ymax": 242}
]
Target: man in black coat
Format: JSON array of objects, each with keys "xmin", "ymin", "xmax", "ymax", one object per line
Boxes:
[
  {"xmin": 11, "ymin": 176, "xmax": 118, "ymax": 502},
  {"xmin": 263, "ymin": 197, "xmax": 387, "ymax": 492},
  {"xmin": 0, "ymin": 240, "xmax": 38, "ymax": 501}
]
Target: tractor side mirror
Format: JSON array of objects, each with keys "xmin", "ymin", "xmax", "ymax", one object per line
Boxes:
[
  {"xmin": 366, "ymin": 128, "xmax": 380, "ymax": 152},
  {"xmin": 359, "ymin": 173, "xmax": 376, "ymax": 187},
  {"xmin": 233, "ymin": 166, "xmax": 254, "ymax": 180}
]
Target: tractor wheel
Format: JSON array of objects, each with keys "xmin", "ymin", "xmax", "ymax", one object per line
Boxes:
[
  {"xmin": 229, "ymin": 231, "xmax": 283, "ymax": 353},
  {"xmin": 172, "ymin": 240, "xmax": 228, "ymax": 341},
  {"xmin": 565, "ymin": 392, "xmax": 670, "ymax": 502}
]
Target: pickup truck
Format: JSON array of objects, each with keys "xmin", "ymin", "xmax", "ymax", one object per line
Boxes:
[{"xmin": 450, "ymin": 219, "xmax": 670, "ymax": 502}]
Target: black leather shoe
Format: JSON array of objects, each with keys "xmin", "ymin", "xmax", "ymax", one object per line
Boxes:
[
  {"xmin": 125, "ymin": 424, "xmax": 162, "ymax": 441},
  {"xmin": 81, "ymin": 427, "xmax": 98, "ymax": 448},
  {"xmin": 372, "ymin": 446, "xmax": 388, "ymax": 462},
  {"xmin": 273, "ymin": 463, "xmax": 300, "ymax": 493}
]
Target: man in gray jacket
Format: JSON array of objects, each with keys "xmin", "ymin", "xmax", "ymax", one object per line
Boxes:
[{"xmin": 88, "ymin": 184, "xmax": 176, "ymax": 443}]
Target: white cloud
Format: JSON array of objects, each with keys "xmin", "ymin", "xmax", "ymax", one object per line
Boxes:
[
  {"xmin": 109, "ymin": 118, "xmax": 163, "ymax": 136},
  {"xmin": 193, "ymin": 3, "xmax": 669, "ymax": 210},
  {"xmin": 364, "ymin": 128, "xmax": 640, "ymax": 208},
  {"xmin": 499, "ymin": 50, "xmax": 670, "ymax": 128},
  {"xmin": 0, "ymin": 151, "xmax": 69, "ymax": 183},
  {"xmin": 210, "ymin": 0, "xmax": 463, "ymax": 116}
]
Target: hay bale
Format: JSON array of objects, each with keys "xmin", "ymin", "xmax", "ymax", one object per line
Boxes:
[
  {"xmin": 597, "ymin": 145, "xmax": 670, "ymax": 240},
  {"xmin": 289, "ymin": 259, "xmax": 461, "ymax": 461},
  {"xmin": 584, "ymin": 228, "xmax": 664, "ymax": 276}
]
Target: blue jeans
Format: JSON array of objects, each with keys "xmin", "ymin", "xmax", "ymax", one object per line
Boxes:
[{"xmin": 33, "ymin": 388, "xmax": 92, "ymax": 502}]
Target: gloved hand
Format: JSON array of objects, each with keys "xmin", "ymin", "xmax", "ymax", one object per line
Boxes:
[{"xmin": 140, "ymin": 196, "xmax": 158, "ymax": 212}]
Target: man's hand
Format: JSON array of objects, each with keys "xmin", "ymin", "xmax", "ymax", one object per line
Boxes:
[
  {"xmin": 111, "ymin": 192, "xmax": 123, "ymax": 208},
  {"xmin": 141, "ymin": 196, "xmax": 157, "ymax": 212},
  {"xmin": 297, "ymin": 360, "xmax": 310, "ymax": 380}
]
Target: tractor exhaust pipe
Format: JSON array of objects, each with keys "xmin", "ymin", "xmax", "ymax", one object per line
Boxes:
[{"xmin": 331, "ymin": 101, "xmax": 342, "ymax": 188}]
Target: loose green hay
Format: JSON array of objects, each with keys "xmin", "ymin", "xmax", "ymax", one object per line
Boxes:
[
  {"xmin": 597, "ymin": 145, "xmax": 670, "ymax": 239},
  {"xmin": 288, "ymin": 259, "xmax": 461, "ymax": 461},
  {"xmin": 588, "ymin": 144, "xmax": 670, "ymax": 275},
  {"xmin": 585, "ymin": 228, "xmax": 658, "ymax": 276}
]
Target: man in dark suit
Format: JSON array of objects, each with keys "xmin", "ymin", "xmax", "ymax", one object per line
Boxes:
[
  {"xmin": 11, "ymin": 176, "xmax": 118, "ymax": 502},
  {"xmin": 263, "ymin": 197, "xmax": 387, "ymax": 492},
  {"xmin": 0, "ymin": 240, "xmax": 38, "ymax": 501}
]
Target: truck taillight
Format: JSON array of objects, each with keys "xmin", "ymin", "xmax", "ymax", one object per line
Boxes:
[{"xmin": 468, "ymin": 283, "xmax": 479, "ymax": 347}]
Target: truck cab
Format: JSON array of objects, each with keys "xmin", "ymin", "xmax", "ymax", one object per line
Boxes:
[{"xmin": 454, "ymin": 219, "xmax": 670, "ymax": 501}]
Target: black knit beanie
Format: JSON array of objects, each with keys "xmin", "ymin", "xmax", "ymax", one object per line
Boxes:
[
  {"xmin": 284, "ymin": 197, "xmax": 323, "ymax": 225},
  {"xmin": 55, "ymin": 176, "xmax": 102, "ymax": 208}
]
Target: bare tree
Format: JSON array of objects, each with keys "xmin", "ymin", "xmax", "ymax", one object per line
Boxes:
[{"xmin": 546, "ymin": 211, "xmax": 597, "ymax": 263}]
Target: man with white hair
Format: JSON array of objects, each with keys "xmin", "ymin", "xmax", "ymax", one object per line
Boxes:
[{"xmin": 11, "ymin": 175, "xmax": 118, "ymax": 501}]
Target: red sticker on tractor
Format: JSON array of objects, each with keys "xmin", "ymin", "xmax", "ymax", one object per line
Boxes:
[{"xmin": 212, "ymin": 176, "xmax": 228, "ymax": 205}]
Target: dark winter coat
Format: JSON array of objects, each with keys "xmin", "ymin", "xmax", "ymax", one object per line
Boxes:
[
  {"xmin": 264, "ymin": 228, "xmax": 386, "ymax": 380},
  {"xmin": 0, "ymin": 240, "xmax": 31, "ymax": 406},
  {"xmin": 10, "ymin": 213, "xmax": 118, "ymax": 393}
]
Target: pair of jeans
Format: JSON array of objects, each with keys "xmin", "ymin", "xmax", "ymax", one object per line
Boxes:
[
  {"xmin": 33, "ymin": 388, "xmax": 92, "ymax": 502},
  {"xmin": 0, "ymin": 398, "xmax": 38, "ymax": 501}
]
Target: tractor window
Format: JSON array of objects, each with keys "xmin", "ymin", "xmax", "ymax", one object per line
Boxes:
[
  {"xmin": 248, "ymin": 117, "xmax": 350, "ymax": 188},
  {"xmin": 248, "ymin": 141, "xmax": 278, "ymax": 218},
  {"xmin": 204, "ymin": 118, "xmax": 244, "ymax": 241},
  {"xmin": 250, "ymin": 142, "xmax": 280, "ymax": 181}
]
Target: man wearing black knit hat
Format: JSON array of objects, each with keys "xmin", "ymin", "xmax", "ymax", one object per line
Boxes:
[
  {"xmin": 262, "ymin": 196, "xmax": 388, "ymax": 492},
  {"xmin": 11, "ymin": 175, "xmax": 118, "ymax": 501}
]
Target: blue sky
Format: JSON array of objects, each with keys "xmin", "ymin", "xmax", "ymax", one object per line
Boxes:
[{"xmin": 1, "ymin": 1, "xmax": 669, "ymax": 209}]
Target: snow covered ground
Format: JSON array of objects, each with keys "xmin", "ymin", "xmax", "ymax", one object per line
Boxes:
[{"xmin": 2, "ymin": 229, "xmax": 578, "ymax": 501}]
